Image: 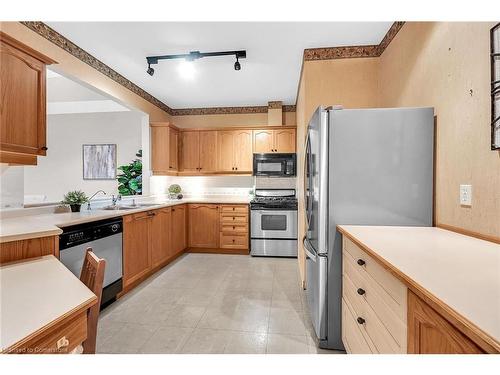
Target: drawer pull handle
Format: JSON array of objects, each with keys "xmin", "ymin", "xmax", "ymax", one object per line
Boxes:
[
  {"xmin": 357, "ymin": 259, "xmax": 366, "ymax": 266},
  {"xmin": 357, "ymin": 288, "xmax": 366, "ymax": 295},
  {"xmin": 56, "ymin": 336, "xmax": 69, "ymax": 349},
  {"xmin": 356, "ymin": 317, "xmax": 366, "ymax": 325}
]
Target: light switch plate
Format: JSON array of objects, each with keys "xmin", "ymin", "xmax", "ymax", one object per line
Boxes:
[{"xmin": 460, "ymin": 184, "xmax": 472, "ymax": 206}]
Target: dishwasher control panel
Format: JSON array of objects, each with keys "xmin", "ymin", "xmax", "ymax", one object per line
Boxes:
[{"xmin": 59, "ymin": 218, "xmax": 123, "ymax": 250}]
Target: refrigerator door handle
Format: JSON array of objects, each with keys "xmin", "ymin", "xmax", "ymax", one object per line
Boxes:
[
  {"xmin": 303, "ymin": 236, "xmax": 316, "ymax": 262},
  {"xmin": 304, "ymin": 132, "xmax": 312, "ymax": 230}
]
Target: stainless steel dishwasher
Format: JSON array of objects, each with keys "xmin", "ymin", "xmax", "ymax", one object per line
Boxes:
[{"xmin": 59, "ymin": 217, "xmax": 123, "ymax": 308}]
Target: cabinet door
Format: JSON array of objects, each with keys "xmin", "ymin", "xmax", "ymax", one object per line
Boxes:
[
  {"xmin": 150, "ymin": 126, "xmax": 169, "ymax": 173},
  {"xmin": 253, "ymin": 130, "xmax": 274, "ymax": 153},
  {"xmin": 123, "ymin": 212, "xmax": 152, "ymax": 287},
  {"xmin": 274, "ymin": 129, "xmax": 296, "ymax": 153},
  {"xmin": 188, "ymin": 204, "xmax": 219, "ymax": 248},
  {"xmin": 199, "ymin": 131, "xmax": 218, "ymax": 173},
  {"xmin": 217, "ymin": 131, "xmax": 235, "ymax": 172},
  {"xmin": 171, "ymin": 205, "xmax": 187, "ymax": 254},
  {"xmin": 0, "ymin": 34, "xmax": 53, "ymax": 157},
  {"xmin": 180, "ymin": 131, "xmax": 200, "ymax": 172},
  {"xmin": 407, "ymin": 291, "xmax": 483, "ymax": 354},
  {"xmin": 151, "ymin": 208, "xmax": 171, "ymax": 268},
  {"xmin": 169, "ymin": 128, "xmax": 179, "ymax": 171},
  {"xmin": 234, "ymin": 130, "xmax": 253, "ymax": 172}
]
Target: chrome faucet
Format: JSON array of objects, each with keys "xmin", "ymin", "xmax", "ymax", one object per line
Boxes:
[
  {"xmin": 111, "ymin": 194, "xmax": 122, "ymax": 206},
  {"xmin": 87, "ymin": 190, "xmax": 106, "ymax": 210}
]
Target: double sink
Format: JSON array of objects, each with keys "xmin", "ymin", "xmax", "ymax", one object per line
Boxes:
[{"xmin": 100, "ymin": 203, "xmax": 160, "ymax": 211}]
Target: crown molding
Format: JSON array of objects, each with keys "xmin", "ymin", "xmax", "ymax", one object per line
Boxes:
[
  {"xmin": 303, "ymin": 21, "xmax": 405, "ymax": 61},
  {"xmin": 21, "ymin": 21, "xmax": 174, "ymax": 115}
]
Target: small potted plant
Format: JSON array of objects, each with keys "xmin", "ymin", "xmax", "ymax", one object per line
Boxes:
[
  {"xmin": 168, "ymin": 184, "xmax": 182, "ymax": 199},
  {"xmin": 62, "ymin": 190, "xmax": 89, "ymax": 212}
]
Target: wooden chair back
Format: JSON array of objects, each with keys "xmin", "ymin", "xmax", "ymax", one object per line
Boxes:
[{"xmin": 79, "ymin": 248, "xmax": 106, "ymax": 354}]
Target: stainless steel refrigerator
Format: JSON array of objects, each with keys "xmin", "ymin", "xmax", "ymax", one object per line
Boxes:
[{"xmin": 303, "ymin": 106, "xmax": 434, "ymax": 350}]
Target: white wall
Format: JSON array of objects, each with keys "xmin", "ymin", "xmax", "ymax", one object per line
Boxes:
[
  {"xmin": 24, "ymin": 111, "xmax": 145, "ymax": 203},
  {"xmin": 0, "ymin": 166, "xmax": 24, "ymax": 209}
]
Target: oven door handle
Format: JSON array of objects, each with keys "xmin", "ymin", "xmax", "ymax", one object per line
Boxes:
[{"xmin": 303, "ymin": 236, "xmax": 317, "ymax": 262}]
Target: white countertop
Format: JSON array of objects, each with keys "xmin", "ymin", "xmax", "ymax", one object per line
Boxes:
[
  {"xmin": 338, "ymin": 225, "xmax": 500, "ymax": 346},
  {"xmin": 0, "ymin": 255, "xmax": 97, "ymax": 352},
  {"xmin": 0, "ymin": 196, "xmax": 251, "ymax": 243}
]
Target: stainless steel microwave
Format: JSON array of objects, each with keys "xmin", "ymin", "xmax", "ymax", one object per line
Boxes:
[{"xmin": 253, "ymin": 153, "xmax": 296, "ymax": 177}]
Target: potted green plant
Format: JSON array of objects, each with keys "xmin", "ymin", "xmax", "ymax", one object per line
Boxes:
[
  {"xmin": 168, "ymin": 184, "xmax": 182, "ymax": 199},
  {"xmin": 62, "ymin": 190, "xmax": 89, "ymax": 212},
  {"xmin": 117, "ymin": 150, "xmax": 142, "ymax": 196}
]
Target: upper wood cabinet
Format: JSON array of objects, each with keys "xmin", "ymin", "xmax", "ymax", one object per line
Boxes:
[
  {"xmin": 253, "ymin": 128, "xmax": 296, "ymax": 153},
  {"xmin": 188, "ymin": 204, "xmax": 219, "ymax": 249},
  {"xmin": 0, "ymin": 32, "xmax": 56, "ymax": 165},
  {"xmin": 217, "ymin": 130, "xmax": 253, "ymax": 173},
  {"xmin": 180, "ymin": 131, "xmax": 218, "ymax": 173},
  {"xmin": 407, "ymin": 291, "xmax": 484, "ymax": 354},
  {"xmin": 151, "ymin": 123, "xmax": 179, "ymax": 174}
]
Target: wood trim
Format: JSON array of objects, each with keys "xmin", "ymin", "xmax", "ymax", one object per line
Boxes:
[
  {"xmin": 0, "ymin": 235, "xmax": 59, "ymax": 265},
  {"xmin": 2, "ymin": 296, "xmax": 96, "ymax": 353},
  {"xmin": 186, "ymin": 248, "xmax": 249, "ymax": 255},
  {"xmin": 177, "ymin": 125, "xmax": 296, "ymax": 132},
  {"xmin": 436, "ymin": 223, "xmax": 500, "ymax": 245},
  {"xmin": 0, "ymin": 151, "xmax": 37, "ymax": 165},
  {"xmin": 337, "ymin": 226, "xmax": 500, "ymax": 353},
  {"xmin": 0, "ymin": 31, "xmax": 56, "ymax": 64}
]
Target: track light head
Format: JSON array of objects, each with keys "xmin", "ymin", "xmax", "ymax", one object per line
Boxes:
[
  {"xmin": 147, "ymin": 64, "xmax": 155, "ymax": 76},
  {"xmin": 234, "ymin": 57, "xmax": 241, "ymax": 71}
]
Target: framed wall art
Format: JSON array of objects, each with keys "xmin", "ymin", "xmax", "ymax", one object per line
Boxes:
[{"xmin": 82, "ymin": 144, "xmax": 117, "ymax": 180}]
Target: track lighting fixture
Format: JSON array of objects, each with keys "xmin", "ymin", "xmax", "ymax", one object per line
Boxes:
[
  {"xmin": 146, "ymin": 64, "xmax": 154, "ymax": 76},
  {"xmin": 146, "ymin": 50, "xmax": 246, "ymax": 76}
]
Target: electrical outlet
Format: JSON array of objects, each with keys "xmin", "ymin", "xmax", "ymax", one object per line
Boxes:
[{"xmin": 460, "ymin": 184, "xmax": 472, "ymax": 206}]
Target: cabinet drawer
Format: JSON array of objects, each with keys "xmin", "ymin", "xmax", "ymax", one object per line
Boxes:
[
  {"xmin": 220, "ymin": 224, "xmax": 248, "ymax": 234},
  {"xmin": 343, "ymin": 272, "xmax": 405, "ymax": 353},
  {"xmin": 343, "ymin": 248, "xmax": 407, "ymax": 323},
  {"xmin": 220, "ymin": 205, "xmax": 248, "ymax": 214},
  {"xmin": 342, "ymin": 298, "xmax": 375, "ymax": 354},
  {"xmin": 9, "ymin": 311, "xmax": 87, "ymax": 354},
  {"xmin": 220, "ymin": 234, "xmax": 248, "ymax": 249},
  {"xmin": 220, "ymin": 215, "xmax": 248, "ymax": 223},
  {"xmin": 343, "ymin": 238, "xmax": 406, "ymax": 307}
]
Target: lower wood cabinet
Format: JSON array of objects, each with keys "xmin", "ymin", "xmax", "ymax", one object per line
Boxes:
[
  {"xmin": 407, "ymin": 291, "xmax": 484, "ymax": 354},
  {"xmin": 188, "ymin": 204, "xmax": 220, "ymax": 248},
  {"xmin": 123, "ymin": 205, "xmax": 187, "ymax": 290},
  {"xmin": 187, "ymin": 203, "xmax": 249, "ymax": 254},
  {"xmin": 123, "ymin": 211, "xmax": 153, "ymax": 288},
  {"xmin": 0, "ymin": 235, "xmax": 59, "ymax": 265}
]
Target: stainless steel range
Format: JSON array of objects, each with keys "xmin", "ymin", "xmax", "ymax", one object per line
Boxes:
[{"xmin": 250, "ymin": 189, "xmax": 298, "ymax": 257}]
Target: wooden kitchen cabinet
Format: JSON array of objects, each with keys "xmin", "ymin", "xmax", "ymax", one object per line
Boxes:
[
  {"xmin": 188, "ymin": 204, "xmax": 220, "ymax": 248},
  {"xmin": 252, "ymin": 128, "xmax": 296, "ymax": 153},
  {"xmin": 407, "ymin": 291, "xmax": 484, "ymax": 354},
  {"xmin": 0, "ymin": 235, "xmax": 59, "ymax": 265},
  {"xmin": 171, "ymin": 205, "xmax": 187, "ymax": 255},
  {"xmin": 151, "ymin": 123, "xmax": 179, "ymax": 174},
  {"xmin": 180, "ymin": 131, "xmax": 218, "ymax": 173},
  {"xmin": 0, "ymin": 32, "xmax": 56, "ymax": 165},
  {"xmin": 123, "ymin": 211, "xmax": 152, "ymax": 288},
  {"xmin": 217, "ymin": 130, "xmax": 253, "ymax": 173},
  {"xmin": 151, "ymin": 207, "xmax": 171, "ymax": 268}
]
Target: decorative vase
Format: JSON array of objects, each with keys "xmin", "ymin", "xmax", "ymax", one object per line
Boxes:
[{"xmin": 70, "ymin": 204, "xmax": 81, "ymax": 212}]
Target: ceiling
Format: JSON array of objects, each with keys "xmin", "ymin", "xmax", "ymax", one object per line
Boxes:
[{"xmin": 46, "ymin": 22, "xmax": 392, "ymax": 109}]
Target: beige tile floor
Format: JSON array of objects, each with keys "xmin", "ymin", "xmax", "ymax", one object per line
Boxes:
[{"xmin": 96, "ymin": 253, "xmax": 343, "ymax": 354}]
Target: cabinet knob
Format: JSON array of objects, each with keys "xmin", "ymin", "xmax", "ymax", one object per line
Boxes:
[
  {"xmin": 232, "ymin": 239, "xmax": 235, "ymax": 243},
  {"xmin": 357, "ymin": 259, "xmax": 366, "ymax": 266},
  {"xmin": 356, "ymin": 317, "xmax": 365, "ymax": 325},
  {"xmin": 357, "ymin": 288, "xmax": 366, "ymax": 296},
  {"xmin": 40, "ymin": 146, "xmax": 48, "ymax": 151},
  {"xmin": 235, "ymin": 167, "xmax": 238, "ymax": 170}
]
